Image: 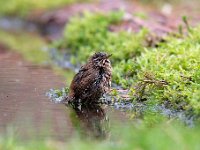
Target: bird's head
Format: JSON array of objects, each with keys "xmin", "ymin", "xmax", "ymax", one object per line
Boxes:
[{"xmin": 90, "ymin": 52, "xmax": 112, "ymax": 69}]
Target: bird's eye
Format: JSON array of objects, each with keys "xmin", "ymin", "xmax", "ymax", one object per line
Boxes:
[{"xmin": 105, "ymin": 59, "xmax": 109, "ymax": 63}]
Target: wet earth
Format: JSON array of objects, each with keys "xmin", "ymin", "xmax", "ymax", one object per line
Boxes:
[{"xmin": 0, "ymin": 46, "xmax": 127, "ymax": 140}]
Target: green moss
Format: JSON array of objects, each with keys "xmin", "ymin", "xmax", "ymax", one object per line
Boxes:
[
  {"xmin": 126, "ymin": 28, "xmax": 200, "ymax": 112},
  {"xmin": 60, "ymin": 11, "xmax": 148, "ymax": 65},
  {"xmin": 0, "ymin": 0, "xmax": 87, "ymax": 17},
  {"xmin": 0, "ymin": 30, "xmax": 50, "ymax": 64}
]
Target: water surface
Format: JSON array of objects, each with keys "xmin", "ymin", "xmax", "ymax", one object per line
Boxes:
[{"xmin": 0, "ymin": 48, "xmax": 126, "ymax": 140}]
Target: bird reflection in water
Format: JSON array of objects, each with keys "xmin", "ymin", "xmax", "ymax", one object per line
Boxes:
[{"xmin": 66, "ymin": 100, "xmax": 109, "ymax": 139}]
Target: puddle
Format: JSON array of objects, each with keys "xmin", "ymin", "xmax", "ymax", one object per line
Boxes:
[
  {"xmin": 69, "ymin": 103, "xmax": 109, "ymax": 139},
  {"xmin": 0, "ymin": 18, "xmax": 126, "ymax": 140},
  {"xmin": 47, "ymin": 85, "xmax": 198, "ymax": 127},
  {"xmin": 0, "ymin": 49, "xmax": 127, "ymax": 140}
]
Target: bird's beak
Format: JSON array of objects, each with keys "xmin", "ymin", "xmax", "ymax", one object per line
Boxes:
[{"xmin": 106, "ymin": 54, "xmax": 112, "ymax": 58}]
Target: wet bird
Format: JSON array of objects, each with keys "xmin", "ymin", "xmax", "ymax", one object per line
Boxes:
[{"xmin": 66, "ymin": 52, "xmax": 112, "ymax": 103}]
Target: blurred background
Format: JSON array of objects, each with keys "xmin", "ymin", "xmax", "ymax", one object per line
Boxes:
[{"xmin": 0, "ymin": 0, "xmax": 200, "ymax": 150}]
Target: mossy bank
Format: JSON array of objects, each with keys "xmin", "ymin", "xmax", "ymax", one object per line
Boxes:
[{"xmin": 54, "ymin": 11, "xmax": 200, "ymax": 115}]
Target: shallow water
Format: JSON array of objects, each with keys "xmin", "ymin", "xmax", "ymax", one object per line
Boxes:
[{"xmin": 0, "ymin": 49, "xmax": 127, "ymax": 140}]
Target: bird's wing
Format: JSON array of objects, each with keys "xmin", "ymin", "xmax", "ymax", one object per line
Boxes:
[
  {"xmin": 70, "ymin": 65, "xmax": 94, "ymax": 92},
  {"xmin": 73, "ymin": 66, "xmax": 88, "ymax": 83}
]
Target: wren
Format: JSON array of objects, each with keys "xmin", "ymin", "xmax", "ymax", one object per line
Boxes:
[{"xmin": 66, "ymin": 52, "xmax": 112, "ymax": 103}]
